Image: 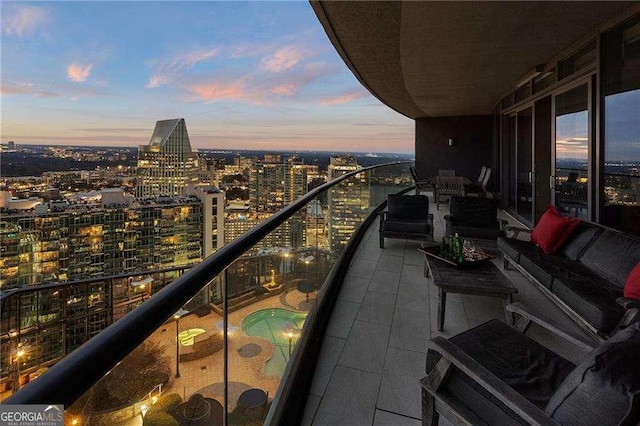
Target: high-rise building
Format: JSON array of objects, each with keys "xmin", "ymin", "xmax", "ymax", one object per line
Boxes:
[
  {"xmin": 249, "ymin": 155, "xmax": 307, "ymax": 212},
  {"xmin": 327, "ymin": 156, "xmax": 369, "ymax": 254},
  {"xmin": 224, "ymin": 212, "xmax": 305, "ymax": 249},
  {"xmin": 0, "ymin": 187, "xmax": 224, "ymax": 290},
  {"xmin": 136, "ymin": 118, "xmax": 199, "ymax": 198}
]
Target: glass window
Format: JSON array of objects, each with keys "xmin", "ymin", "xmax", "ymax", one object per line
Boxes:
[
  {"xmin": 602, "ymin": 17, "xmax": 640, "ymax": 236},
  {"xmin": 555, "ymin": 84, "xmax": 589, "ymax": 219},
  {"xmin": 558, "ymin": 40, "xmax": 597, "ymax": 80}
]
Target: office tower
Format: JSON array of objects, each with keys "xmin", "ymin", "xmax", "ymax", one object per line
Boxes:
[
  {"xmin": 249, "ymin": 155, "xmax": 307, "ymax": 212},
  {"xmin": 136, "ymin": 118, "xmax": 199, "ymax": 198},
  {"xmin": 327, "ymin": 156, "xmax": 369, "ymax": 254}
]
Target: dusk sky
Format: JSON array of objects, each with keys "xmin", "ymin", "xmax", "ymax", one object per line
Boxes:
[{"xmin": 1, "ymin": 2, "xmax": 414, "ymax": 154}]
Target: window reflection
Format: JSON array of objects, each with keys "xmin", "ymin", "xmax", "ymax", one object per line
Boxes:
[
  {"xmin": 555, "ymin": 84, "xmax": 589, "ymax": 219},
  {"xmin": 603, "ymin": 18, "xmax": 640, "ymax": 236}
]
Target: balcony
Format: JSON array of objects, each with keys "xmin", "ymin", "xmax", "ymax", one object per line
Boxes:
[
  {"xmin": 300, "ymin": 198, "xmax": 589, "ymax": 425},
  {"xmin": 1, "ymin": 162, "xmax": 593, "ymax": 425}
]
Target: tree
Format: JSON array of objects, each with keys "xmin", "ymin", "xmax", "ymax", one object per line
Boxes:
[{"xmin": 92, "ymin": 340, "xmax": 171, "ymax": 411}]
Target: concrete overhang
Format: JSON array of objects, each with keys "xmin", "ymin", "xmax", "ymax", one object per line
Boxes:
[{"xmin": 311, "ymin": 1, "xmax": 638, "ymax": 119}]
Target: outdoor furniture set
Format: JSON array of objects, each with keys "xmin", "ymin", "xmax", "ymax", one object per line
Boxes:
[
  {"xmin": 498, "ymin": 207, "xmax": 640, "ymax": 340},
  {"xmin": 421, "ymin": 203, "xmax": 640, "ymax": 425},
  {"xmin": 383, "ymin": 179, "xmax": 640, "ymax": 425}
]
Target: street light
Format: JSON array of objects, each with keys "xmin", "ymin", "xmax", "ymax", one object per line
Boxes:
[
  {"xmin": 11, "ymin": 341, "xmax": 29, "ymax": 392},
  {"xmin": 281, "ymin": 322, "xmax": 299, "ymax": 357},
  {"xmin": 173, "ymin": 308, "xmax": 189, "ymax": 378}
]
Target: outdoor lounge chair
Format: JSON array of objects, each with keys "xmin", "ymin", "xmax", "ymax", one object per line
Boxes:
[
  {"xmin": 379, "ymin": 194, "xmax": 433, "ymax": 248},
  {"xmin": 410, "ymin": 165, "xmax": 433, "ymax": 195},
  {"xmin": 465, "ymin": 167, "xmax": 491, "ymax": 197},
  {"xmin": 435, "ymin": 176, "xmax": 466, "ymax": 210},
  {"xmin": 421, "ymin": 303, "xmax": 640, "ymax": 426},
  {"xmin": 444, "ymin": 195, "xmax": 507, "ymax": 243}
]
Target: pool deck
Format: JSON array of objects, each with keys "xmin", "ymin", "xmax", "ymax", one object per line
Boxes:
[
  {"xmin": 144, "ymin": 284, "xmax": 312, "ymax": 414},
  {"xmin": 301, "ymin": 197, "xmax": 592, "ymax": 426}
]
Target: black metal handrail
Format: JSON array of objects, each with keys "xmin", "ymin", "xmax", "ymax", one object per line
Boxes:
[{"xmin": 5, "ymin": 161, "xmax": 412, "ymax": 407}]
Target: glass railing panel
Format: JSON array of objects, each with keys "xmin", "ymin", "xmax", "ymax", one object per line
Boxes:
[{"xmin": 6, "ymin": 162, "xmax": 415, "ymax": 424}]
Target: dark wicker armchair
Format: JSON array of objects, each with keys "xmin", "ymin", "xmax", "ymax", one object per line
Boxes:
[
  {"xmin": 379, "ymin": 194, "xmax": 433, "ymax": 248},
  {"xmin": 422, "ymin": 304, "xmax": 640, "ymax": 426},
  {"xmin": 444, "ymin": 196, "xmax": 507, "ymax": 243}
]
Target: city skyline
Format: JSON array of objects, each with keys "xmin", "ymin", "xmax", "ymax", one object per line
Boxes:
[{"xmin": 1, "ymin": 2, "xmax": 414, "ymax": 154}]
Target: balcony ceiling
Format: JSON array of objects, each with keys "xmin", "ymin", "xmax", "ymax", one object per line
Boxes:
[{"xmin": 311, "ymin": 1, "xmax": 635, "ymax": 118}]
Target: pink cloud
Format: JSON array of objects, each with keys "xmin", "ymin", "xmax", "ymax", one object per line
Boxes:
[
  {"xmin": 260, "ymin": 46, "xmax": 311, "ymax": 72},
  {"xmin": 187, "ymin": 81, "xmax": 248, "ymax": 102},
  {"xmin": 147, "ymin": 48, "xmax": 220, "ymax": 88},
  {"xmin": 1, "ymin": 81, "xmax": 60, "ymax": 98},
  {"xmin": 320, "ymin": 89, "xmax": 369, "ymax": 106},
  {"xmin": 182, "ymin": 61, "xmax": 342, "ymax": 105},
  {"xmin": 270, "ymin": 83, "xmax": 297, "ymax": 95},
  {"xmin": 67, "ymin": 63, "xmax": 94, "ymax": 82},
  {"xmin": 174, "ymin": 48, "xmax": 220, "ymax": 69},
  {"xmin": 2, "ymin": 5, "xmax": 50, "ymax": 38}
]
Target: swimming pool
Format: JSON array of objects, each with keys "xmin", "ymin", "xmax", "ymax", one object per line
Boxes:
[{"xmin": 242, "ymin": 308, "xmax": 307, "ymax": 377}]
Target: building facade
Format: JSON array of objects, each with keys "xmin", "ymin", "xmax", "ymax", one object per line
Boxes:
[
  {"xmin": 327, "ymin": 156, "xmax": 369, "ymax": 254},
  {"xmin": 135, "ymin": 118, "xmax": 199, "ymax": 198},
  {"xmin": 248, "ymin": 155, "xmax": 308, "ymax": 212},
  {"xmin": 0, "ymin": 187, "xmax": 224, "ymax": 290}
]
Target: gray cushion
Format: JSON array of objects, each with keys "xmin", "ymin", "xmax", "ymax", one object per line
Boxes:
[
  {"xmin": 450, "ymin": 320, "xmax": 575, "ymax": 409},
  {"xmin": 545, "ymin": 321, "xmax": 640, "ymax": 425},
  {"xmin": 449, "ymin": 196, "xmax": 498, "ymax": 227},
  {"xmin": 382, "ymin": 218, "xmax": 430, "ymax": 234},
  {"xmin": 497, "ymin": 237, "xmax": 543, "ymax": 264},
  {"xmin": 446, "ymin": 222, "xmax": 503, "ymax": 240},
  {"xmin": 552, "ymin": 274, "xmax": 624, "ymax": 334},
  {"xmin": 579, "ymin": 230, "xmax": 640, "ymax": 290},
  {"xmin": 387, "ymin": 194, "xmax": 429, "ymax": 220},
  {"xmin": 519, "ymin": 254, "xmax": 556, "ymax": 289},
  {"xmin": 560, "ymin": 222, "xmax": 602, "ymax": 261}
]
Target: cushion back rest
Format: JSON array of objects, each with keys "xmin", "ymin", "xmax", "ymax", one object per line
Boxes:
[
  {"xmin": 481, "ymin": 168, "xmax": 491, "ymax": 188},
  {"xmin": 560, "ymin": 222, "xmax": 603, "ymax": 261},
  {"xmin": 450, "ymin": 196, "xmax": 497, "ymax": 227},
  {"xmin": 579, "ymin": 229, "xmax": 640, "ymax": 290},
  {"xmin": 477, "ymin": 166, "xmax": 487, "ymax": 183},
  {"xmin": 545, "ymin": 321, "xmax": 640, "ymax": 425},
  {"xmin": 410, "ymin": 166, "xmax": 419, "ymax": 182},
  {"xmin": 387, "ymin": 194, "xmax": 429, "ymax": 220}
]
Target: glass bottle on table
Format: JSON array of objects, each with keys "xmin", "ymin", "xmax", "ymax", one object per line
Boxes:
[{"xmin": 454, "ymin": 233, "xmax": 464, "ymax": 264}]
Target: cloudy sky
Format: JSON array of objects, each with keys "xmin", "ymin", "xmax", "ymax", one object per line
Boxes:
[{"xmin": 1, "ymin": 1, "xmax": 414, "ymax": 153}]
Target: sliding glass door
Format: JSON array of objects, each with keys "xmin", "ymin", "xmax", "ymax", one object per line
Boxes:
[
  {"xmin": 503, "ymin": 106, "xmax": 534, "ymax": 225},
  {"xmin": 554, "ymin": 83, "xmax": 590, "ymax": 219},
  {"xmin": 517, "ymin": 107, "xmax": 534, "ymax": 223}
]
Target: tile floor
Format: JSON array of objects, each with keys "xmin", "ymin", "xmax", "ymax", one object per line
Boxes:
[{"xmin": 302, "ymin": 197, "xmax": 593, "ymax": 426}]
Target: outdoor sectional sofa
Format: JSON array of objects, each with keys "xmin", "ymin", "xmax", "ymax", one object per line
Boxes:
[{"xmin": 498, "ymin": 221, "xmax": 640, "ymax": 340}]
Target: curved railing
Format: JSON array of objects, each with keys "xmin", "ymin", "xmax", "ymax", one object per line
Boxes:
[{"xmin": 5, "ymin": 161, "xmax": 414, "ymax": 425}]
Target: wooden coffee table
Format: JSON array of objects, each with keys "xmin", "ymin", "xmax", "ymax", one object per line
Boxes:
[{"xmin": 423, "ymin": 250, "xmax": 518, "ymax": 331}]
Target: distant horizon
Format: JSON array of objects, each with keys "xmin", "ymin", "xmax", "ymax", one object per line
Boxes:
[
  {"xmin": 5, "ymin": 141, "xmax": 414, "ymax": 156},
  {"xmin": 2, "ymin": 2, "xmax": 413, "ymax": 153}
]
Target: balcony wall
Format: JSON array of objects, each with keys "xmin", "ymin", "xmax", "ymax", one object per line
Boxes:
[{"xmin": 415, "ymin": 115, "xmax": 493, "ymax": 184}]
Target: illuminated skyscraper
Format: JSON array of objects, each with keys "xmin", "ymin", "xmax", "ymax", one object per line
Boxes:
[
  {"xmin": 327, "ymin": 156, "xmax": 369, "ymax": 254},
  {"xmin": 249, "ymin": 155, "xmax": 307, "ymax": 212},
  {"xmin": 136, "ymin": 118, "xmax": 199, "ymax": 198},
  {"xmin": 0, "ymin": 187, "xmax": 224, "ymax": 290}
]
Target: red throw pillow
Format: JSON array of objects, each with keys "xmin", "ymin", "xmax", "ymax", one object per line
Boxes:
[
  {"xmin": 624, "ymin": 263, "xmax": 640, "ymax": 300},
  {"xmin": 530, "ymin": 205, "xmax": 580, "ymax": 254}
]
